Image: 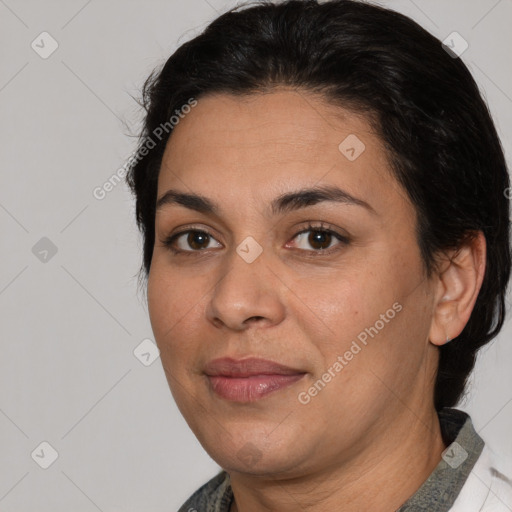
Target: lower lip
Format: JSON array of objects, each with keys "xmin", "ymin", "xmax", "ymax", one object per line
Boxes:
[{"xmin": 207, "ymin": 374, "xmax": 305, "ymax": 402}]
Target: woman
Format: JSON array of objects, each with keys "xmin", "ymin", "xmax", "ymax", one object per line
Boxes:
[{"xmin": 126, "ymin": 0, "xmax": 512, "ymax": 510}]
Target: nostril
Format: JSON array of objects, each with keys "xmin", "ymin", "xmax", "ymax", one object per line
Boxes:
[{"xmin": 246, "ymin": 316, "xmax": 265, "ymax": 323}]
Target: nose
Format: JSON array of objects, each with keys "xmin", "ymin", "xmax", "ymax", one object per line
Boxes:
[{"xmin": 205, "ymin": 247, "xmax": 286, "ymax": 331}]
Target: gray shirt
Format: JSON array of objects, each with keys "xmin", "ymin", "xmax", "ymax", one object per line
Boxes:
[{"xmin": 178, "ymin": 408, "xmax": 484, "ymax": 512}]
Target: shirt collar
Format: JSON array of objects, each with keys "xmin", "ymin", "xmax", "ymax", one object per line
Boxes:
[{"xmin": 397, "ymin": 408, "xmax": 485, "ymax": 511}]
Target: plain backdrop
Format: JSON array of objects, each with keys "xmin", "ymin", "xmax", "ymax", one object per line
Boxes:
[{"xmin": 0, "ymin": 0, "xmax": 511, "ymax": 510}]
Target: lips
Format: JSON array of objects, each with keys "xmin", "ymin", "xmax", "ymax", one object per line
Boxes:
[
  {"xmin": 204, "ymin": 357, "xmax": 304, "ymax": 377},
  {"xmin": 204, "ymin": 357, "xmax": 306, "ymax": 402}
]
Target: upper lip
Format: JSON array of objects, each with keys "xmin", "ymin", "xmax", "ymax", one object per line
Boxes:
[{"xmin": 204, "ymin": 357, "xmax": 305, "ymax": 377}]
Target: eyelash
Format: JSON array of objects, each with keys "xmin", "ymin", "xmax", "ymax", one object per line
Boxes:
[{"xmin": 161, "ymin": 222, "xmax": 349, "ymax": 258}]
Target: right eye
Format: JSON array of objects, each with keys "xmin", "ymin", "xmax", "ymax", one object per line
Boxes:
[{"xmin": 162, "ymin": 229, "xmax": 222, "ymax": 255}]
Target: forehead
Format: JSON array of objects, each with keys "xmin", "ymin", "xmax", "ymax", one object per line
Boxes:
[{"xmin": 157, "ymin": 90, "xmax": 408, "ymax": 216}]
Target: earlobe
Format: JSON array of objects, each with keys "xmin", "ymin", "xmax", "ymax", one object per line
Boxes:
[
  {"xmin": 429, "ymin": 299, "xmax": 458, "ymax": 347},
  {"xmin": 428, "ymin": 231, "xmax": 486, "ymax": 347}
]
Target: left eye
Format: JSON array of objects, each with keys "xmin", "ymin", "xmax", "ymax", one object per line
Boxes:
[{"xmin": 290, "ymin": 227, "xmax": 347, "ymax": 252}]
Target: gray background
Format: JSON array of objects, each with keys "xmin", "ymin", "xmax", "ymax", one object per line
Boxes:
[{"xmin": 0, "ymin": 0, "xmax": 511, "ymax": 510}]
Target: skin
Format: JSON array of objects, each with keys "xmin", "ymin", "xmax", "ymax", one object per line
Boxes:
[{"xmin": 147, "ymin": 89, "xmax": 486, "ymax": 511}]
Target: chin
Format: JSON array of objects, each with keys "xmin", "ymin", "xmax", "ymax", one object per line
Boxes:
[
  {"xmin": 203, "ymin": 431, "xmax": 306, "ymax": 477},
  {"xmin": 222, "ymin": 454, "xmax": 299, "ymax": 478}
]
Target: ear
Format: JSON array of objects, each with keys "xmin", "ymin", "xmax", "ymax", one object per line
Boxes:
[{"xmin": 429, "ymin": 231, "xmax": 486, "ymax": 346}]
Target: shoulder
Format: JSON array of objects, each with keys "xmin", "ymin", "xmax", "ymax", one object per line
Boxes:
[
  {"xmin": 177, "ymin": 470, "xmax": 232, "ymax": 512},
  {"xmin": 450, "ymin": 443, "xmax": 512, "ymax": 511}
]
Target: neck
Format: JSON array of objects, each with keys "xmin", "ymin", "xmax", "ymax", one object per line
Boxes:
[{"xmin": 229, "ymin": 408, "xmax": 447, "ymax": 512}]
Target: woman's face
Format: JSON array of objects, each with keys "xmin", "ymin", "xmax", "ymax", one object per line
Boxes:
[{"xmin": 147, "ymin": 90, "xmax": 440, "ymax": 476}]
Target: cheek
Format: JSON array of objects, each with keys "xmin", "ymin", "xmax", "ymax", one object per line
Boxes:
[
  {"xmin": 303, "ymin": 260, "xmax": 418, "ymax": 370},
  {"xmin": 147, "ymin": 266, "xmax": 201, "ymax": 354},
  {"xmin": 147, "ymin": 268, "xmax": 207, "ymax": 406},
  {"xmin": 147, "ymin": 267, "xmax": 169, "ymax": 339},
  {"xmin": 300, "ymin": 269, "xmax": 386, "ymax": 335}
]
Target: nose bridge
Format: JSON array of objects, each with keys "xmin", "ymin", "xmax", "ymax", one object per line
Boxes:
[{"xmin": 206, "ymin": 237, "xmax": 285, "ymax": 330}]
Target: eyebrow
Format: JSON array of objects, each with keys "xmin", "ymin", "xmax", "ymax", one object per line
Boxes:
[{"xmin": 155, "ymin": 184, "xmax": 377, "ymax": 216}]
